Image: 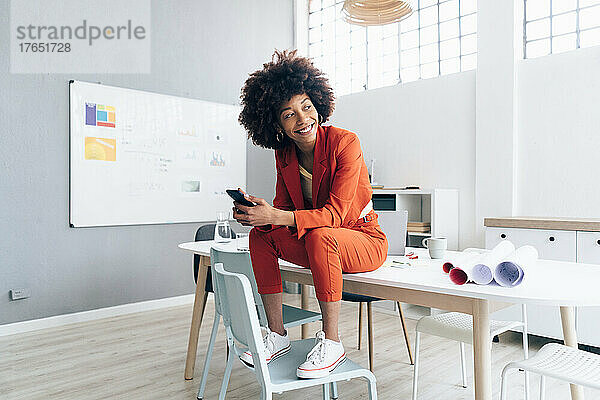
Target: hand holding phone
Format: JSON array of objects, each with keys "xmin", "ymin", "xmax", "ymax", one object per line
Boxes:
[
  {"xmin": 226, "ymin": 189, "xmax": 255, "ymax": 208},
  {"xmin": 229, "ymin": 189, "xmax": 290, "ymax": 228}
]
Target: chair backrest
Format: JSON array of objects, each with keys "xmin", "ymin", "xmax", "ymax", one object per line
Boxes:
[
  {"xmin": 193, "ymin": 224, "xmax": 216, "ymax": 284},
  {"xmin": 209, "ymin": 247, "xmax": 268, "ymax": 326},
  {"xmin": 212, "ymin": 262, "xmax": 271, "ymax": 385},
  {"xmin": 193, "ymin": 224, "xmax": 236, "ymax": 284}
]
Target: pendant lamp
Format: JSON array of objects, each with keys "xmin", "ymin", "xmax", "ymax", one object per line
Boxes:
[{"xmin": 342, "ymin": 0, "xmax": 414, "ymax": 26}]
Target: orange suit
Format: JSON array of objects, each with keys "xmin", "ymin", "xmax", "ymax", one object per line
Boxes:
[{"xmin": 249, "ymin": 125, "xmax": 388, "ymax": 302}]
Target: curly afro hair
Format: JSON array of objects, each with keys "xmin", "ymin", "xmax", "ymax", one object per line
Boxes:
[{"xmin": 238, "ymin": 50, "xmax": 335, "ymax": 150}]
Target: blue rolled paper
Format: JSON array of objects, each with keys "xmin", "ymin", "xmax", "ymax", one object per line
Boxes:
[{"xmin": 493, "ymin": 245, "xmax": 538, "ymax": 287}]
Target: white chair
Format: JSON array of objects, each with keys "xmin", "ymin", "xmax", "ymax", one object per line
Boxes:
[
  {"xmin": 210, "ymin": 261, "xmax": 378, "ymax": 400},
  {"xmin": 412, "ymin": 305, "xmax": 530, "ymax": 400},
  {"xmin": 501, "ymin": 343, "xmax": 600, "ymax": 400},
  {"xmin": 197, "ymin": 247, "xmax": 322, "ymax": 400}
]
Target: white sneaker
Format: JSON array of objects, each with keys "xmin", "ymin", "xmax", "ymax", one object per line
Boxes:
[
  {"xmin": 296, "ymin": 331, "xmax": 346, "ymax": 379},
  {"xmin": 239, "ymin": 329, "xmax": 290, "ymax": 367}
]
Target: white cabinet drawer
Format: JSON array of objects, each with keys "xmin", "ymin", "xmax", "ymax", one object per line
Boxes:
[
  {"xmin": 485, "ymin": 227, "xmax": 576, "ymax": 261},
  {"xmin": 577, "ymin": 231, "xmax": 600, "ymax": 264}
]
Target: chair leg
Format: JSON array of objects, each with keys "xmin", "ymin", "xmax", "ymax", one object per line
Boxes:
[
  {"xmin": 459, "ymin": 342, "xmax": 468, "ymax": 388},
  {"xmin": 197, "ymin": 313, "xmax": 220, "ymax": 399},
  {"xmin": 397, "ymin": 302, "xmax": 414, "ymax": 365},
  {"xmin": 367, "ymin": 302, "xmax": 374, "ymax": 372},
  {"xmin": 261, "ymin": 386, "xmax": 273, "ymax": 400},
  {"xmin": 218, "ymin": 341, "xmax": 235, "ymax": 400},
  {"xmin": 368, "ymin": 376, "xmax": 378, "ymax": 400},
  {"xmin": 411, "ymin": 332, "xmax": 421, "ymax": 400},
  {"xmin": 358, "ymin": 302, "xmax": 364, "ymax": 350},
  {"xmin": 330, "ymin": 382, "xmax": 338, "ymax": 399},
  {"xmin": 522, "ymin": 304, "xmax": 530, "ymax": 400},
  {"xmin": 322, "ymin": 382, "xmax": 330, "ymax": 400},
  {"xmin": 500, "ymin": 365, "xmax": 510, "ymax": 400},
  {"xmin": 199, "ymin": 290, "xmax": 209, "ymax": 326},
  {"xmin": 539, "ymin": 375, "xmax": 546, "ymax": 400}
]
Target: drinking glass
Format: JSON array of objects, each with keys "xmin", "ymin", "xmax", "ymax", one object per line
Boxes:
[{"xmin": 214, "ymin": 211, "xmax": 232, "ymax": 242}]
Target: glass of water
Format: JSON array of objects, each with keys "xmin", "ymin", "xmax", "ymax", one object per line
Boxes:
[
  {"xmin": 214, "ymin": 211, "xmax": 232, "ymax": 243},
  {"xmin": 236, "ymin": 232, "xmax": 249, "ymax": 251}
]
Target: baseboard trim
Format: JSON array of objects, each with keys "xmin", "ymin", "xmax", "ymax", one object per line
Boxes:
[{"xmin": 0, "ymin": 293, "xmax": 196, "ymax": 337}]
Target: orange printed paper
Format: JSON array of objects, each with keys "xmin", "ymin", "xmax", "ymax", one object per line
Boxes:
[{"xmin": 85, "ymin": 137, "xmax": 116, "ymax": 161}]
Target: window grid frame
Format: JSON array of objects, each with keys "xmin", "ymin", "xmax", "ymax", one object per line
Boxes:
[
  {"xmin": 308, "ymin": 0, "xmax": 478, "ymax": 95},
  {"xmin": 523, "ymin": 0, "xmax": 600, "ymax": 59}
]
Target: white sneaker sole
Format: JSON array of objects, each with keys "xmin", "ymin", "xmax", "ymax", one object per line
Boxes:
[
  {"xmin": 296, "ymin": 353, "xmax": 347, "ymax": 379},
  {"xmin": 240, "ymin": 344, "xmax": 291, "ymax": 368}
]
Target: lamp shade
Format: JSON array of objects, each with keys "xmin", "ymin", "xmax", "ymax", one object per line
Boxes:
[{"xmin": 342, "ymin": 0, "xmax": 413, "ymax": 26}]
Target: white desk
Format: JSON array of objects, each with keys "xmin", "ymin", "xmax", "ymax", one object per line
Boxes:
[{"xmin": 179, "ymin": 241, "xmax": 600, "ymax": 400}]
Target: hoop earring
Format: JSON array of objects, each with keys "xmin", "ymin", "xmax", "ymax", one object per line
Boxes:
[
  {"xmin": 276, "ymin": 128, "xmax": 284, "ymax": 142},
  {"xmin": 318, "ymin": 114, "xmax": 323, "ymax": 125}
]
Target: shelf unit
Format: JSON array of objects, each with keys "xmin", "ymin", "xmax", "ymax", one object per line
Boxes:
[{"xmin": 372, "ymin": 188, "xmax": 459, "ymax": 250}]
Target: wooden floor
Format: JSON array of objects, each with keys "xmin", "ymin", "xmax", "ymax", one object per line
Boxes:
[{"xmin": 1, "ymin": 294, "xmax": 594, "ymax": 400}]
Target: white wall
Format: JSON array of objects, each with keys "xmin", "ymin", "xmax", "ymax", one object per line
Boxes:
[
  {"xmin": 516, "ymin": 46, "xmax": 600, "ymax": 218},
  {"xmin": 474, "ymin": 0, "xmax": 521, "ymax": 244},
  {"xmin": 327, "ymin": 3, "xmax": 600, "ymax": 249},
  {"xmin": 331, "ymin": 71, "xmax": 477, "ymax": 248}
]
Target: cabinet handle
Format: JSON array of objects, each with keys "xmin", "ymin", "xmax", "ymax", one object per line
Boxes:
[
  {"xmin": 500, "ymin": 233, "xmax": 506, "ymax": 239},
  {"xmin": 549, "ymin": 236, "xmax": 555, "ymax": 242}
]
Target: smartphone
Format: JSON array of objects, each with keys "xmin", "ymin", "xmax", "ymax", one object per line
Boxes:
[{"xmin": 226, "ymin": 189, "xmax": 255, "ymax": 208}]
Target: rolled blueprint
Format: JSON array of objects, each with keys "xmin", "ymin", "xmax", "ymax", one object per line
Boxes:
[
  {"xmin": 494, "ymin": 245, "xmax": 538, "ymax": 287},
  {"xmin": 442, "ymin": 248, "xmax": 487, "ymax": 273},
  {"xmin": 449, "ymin": 241, "xmax": 515, "ymax": 285},
  {"xmin": 447, "ymin": 253, "xmax": 484, "ymax": 284}
]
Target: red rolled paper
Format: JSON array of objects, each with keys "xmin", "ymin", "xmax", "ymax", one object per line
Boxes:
[
  {"xmin": 442, "ymin": 262, "xmax": 454, "ymax": 273},
  {"xmin": 449, "ymin": 267, "xmax": 469, "ymax": 285}
]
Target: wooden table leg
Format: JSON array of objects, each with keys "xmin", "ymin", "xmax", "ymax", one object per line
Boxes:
[
  {"xmin": 560, "ymin": 306, "xmax": 585, "ymax": 400},
  {"xmin": 184, "ymin": 256, "xmax": 210, "ymax": 380},
  {"xmin": 367, "ymin": 302, "xmax": 374, "ymax": 371},
  {"xmin": 397, "ymin": 302, "xmax": 414, "ymax": 365},
  {"xmin": 358, "ymin": 302, "xmax": 363, "ymax": 350},
  {"xmin": 301, "ymin": 284, "xmax": 309, "ymax": 339},
  {"xmin": 472, "ymin": 299, "xmax": 492, "ymax": 400}
]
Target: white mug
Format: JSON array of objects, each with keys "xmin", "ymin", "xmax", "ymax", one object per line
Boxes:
[{"xmin": 422, "ymin": 237, "xmax": 447, "ymax": 259}]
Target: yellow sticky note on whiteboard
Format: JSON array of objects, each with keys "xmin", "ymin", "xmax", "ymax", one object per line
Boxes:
[{"xmin": 85, "ymin": 137, "xmax": 116, "ymax": 161}]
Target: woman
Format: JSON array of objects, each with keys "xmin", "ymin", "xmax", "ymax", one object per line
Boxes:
[{"xmin": 233, "ymin": 50, "xmax": 388, "ymax": 379}]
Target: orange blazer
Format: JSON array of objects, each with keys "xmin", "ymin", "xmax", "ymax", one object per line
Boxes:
[{"xmin": 258, "ymin": 125, "xmax": 375, "ymax": 239}]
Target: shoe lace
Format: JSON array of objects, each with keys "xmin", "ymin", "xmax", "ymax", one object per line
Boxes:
[
  {"xmin": 305, "ymin": 331, "xmax": 327, "ymax": 364},
  {"xmin": 262, "ymin": 329, "xmax": 277, "ymax": 354}
]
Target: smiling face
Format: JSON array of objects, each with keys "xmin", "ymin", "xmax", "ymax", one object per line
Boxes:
[{"xmin": 278, "ymin": 94, "xmax": 319, "ymax": 148}]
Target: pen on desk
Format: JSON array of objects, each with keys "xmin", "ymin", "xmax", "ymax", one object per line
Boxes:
[{"xmin": 392, "ymin": 260, "xmax": 411, "ymax": 267}]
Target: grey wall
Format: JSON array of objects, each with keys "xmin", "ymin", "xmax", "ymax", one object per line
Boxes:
[{"xmin": 0, "ymin": 0, "xmax": 293, "ymax": 324}]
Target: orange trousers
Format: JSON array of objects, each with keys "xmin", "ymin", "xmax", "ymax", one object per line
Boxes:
[{"xmin": 249, "ymin": 223, "xmax": 388, "ymax": 302}]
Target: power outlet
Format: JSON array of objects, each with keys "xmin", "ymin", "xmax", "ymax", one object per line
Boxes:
[{"xmin": 9, "ymin": 288, "xmax": 30, "ymax": 301}]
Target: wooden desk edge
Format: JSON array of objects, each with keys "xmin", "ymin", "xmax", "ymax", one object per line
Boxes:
[{"xmin": 484, "ymin": 217, "xmax": 600, "ymax": 232}]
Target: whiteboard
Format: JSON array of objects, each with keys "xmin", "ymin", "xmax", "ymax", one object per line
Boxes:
[{"xmin": 69, "ymin": 80, "xmax": 246, "ymax": 227}]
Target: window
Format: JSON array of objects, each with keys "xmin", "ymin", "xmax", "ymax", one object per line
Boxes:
[
  {"xmin": 524, "ymin": 0, "xmax": 600, "ymax": 59},
  {"xmin": 308, "ymin": 0, "xmax": 477, "ymax": 96}
]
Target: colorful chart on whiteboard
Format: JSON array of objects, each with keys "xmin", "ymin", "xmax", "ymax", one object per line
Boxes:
[{"xmin": 69, "ymin": 80, "xmax": 246, "ymax": 227}]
